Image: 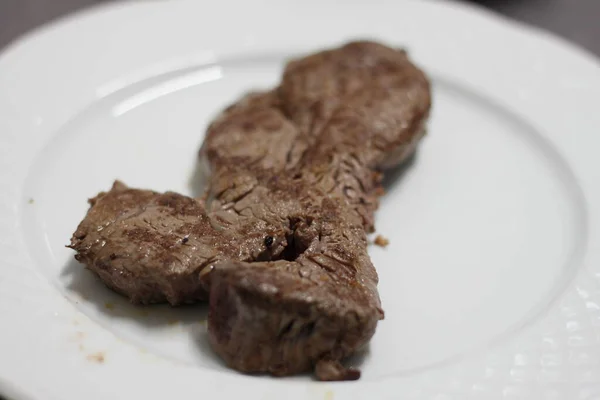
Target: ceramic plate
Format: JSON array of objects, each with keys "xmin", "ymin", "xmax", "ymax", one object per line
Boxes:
[{"xmin": 1, "ymin": 0, "xmax": 600, "ymax": 399}]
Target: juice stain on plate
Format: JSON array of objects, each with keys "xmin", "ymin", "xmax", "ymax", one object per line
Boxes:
[
  {"xmin": 87, "ymin": 352, "xmax": 105, "ymax": 363},
  {"xmin": 307, "ymin": 384, "xmax": 334, "ymax": 400}
]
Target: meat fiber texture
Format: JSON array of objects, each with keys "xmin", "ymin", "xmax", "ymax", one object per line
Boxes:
[{"xmin": 69, "ymin": 41, "xmax": 431, "ymax": 380}]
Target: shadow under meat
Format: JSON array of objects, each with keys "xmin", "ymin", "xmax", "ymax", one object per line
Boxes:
[
  {"xmin": 343, "ymin": 343, "xmax": 371, "ymax": 372},
  {"xmin": 61, "ymin": 251, "xmax": 229, "ymax": 367},
  {"xmin": 381, "ymin": 152, "xmax": 418, "ymax": 193}
]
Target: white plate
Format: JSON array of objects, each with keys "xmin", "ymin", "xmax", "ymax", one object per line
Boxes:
[{"xmin": 1, "ymin": 0, "xmax": 600, "ymax": 399}]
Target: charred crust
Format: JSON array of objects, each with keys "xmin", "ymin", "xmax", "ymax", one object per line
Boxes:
[{"xmin": 264, "ymin": 236, "xmax": 274, "ymax": 248}]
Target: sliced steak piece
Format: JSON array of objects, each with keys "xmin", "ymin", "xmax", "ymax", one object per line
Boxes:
[
  {"xmin": 69, "ymin": 181, "xmax": 208, "ymax": 305},
  {"xmin": 68, "ymin": 179, "xmax": 293, "ymax": 305},
  {"xmin": 207, "ymin": 186, "xmax": 382, "ymax": 380},
  {"xmin": 279, "ymin": 40, "xmax": 429, "ymax": 157}
]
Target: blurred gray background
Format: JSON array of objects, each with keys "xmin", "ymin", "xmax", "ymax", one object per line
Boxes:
[
  {"xmin": 0, "ymin": 0, "xmax": 597, "ymax": 399},
  {"xmin": 0, "ymin": 0, "xmax": 599, "ymax": 55}
]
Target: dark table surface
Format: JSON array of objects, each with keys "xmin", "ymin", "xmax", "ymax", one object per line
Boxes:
[{"xmin": 0, "ymin": 0, "xmax": 598, "ymax": 399}]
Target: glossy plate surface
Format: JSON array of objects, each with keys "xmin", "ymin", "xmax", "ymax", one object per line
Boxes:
[{"xmin": 1, "ymin": 1, "xmax": 599, "ymax": 399}]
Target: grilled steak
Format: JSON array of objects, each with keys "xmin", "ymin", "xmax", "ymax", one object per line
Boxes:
[{"xmin": 68, "ymin": 40, "xmax": 431, "ymax": 380}]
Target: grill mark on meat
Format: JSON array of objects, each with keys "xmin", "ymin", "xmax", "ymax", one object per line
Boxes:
[{"xmin": 68, "ymin": 41, "xmax": 431, "ymax": 380}]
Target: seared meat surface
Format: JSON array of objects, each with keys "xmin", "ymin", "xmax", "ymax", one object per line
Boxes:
[
  {"xmin": 70, "ymin": 180, "xmax": 291, "ymax": 305},
  {"xmin": 68, "ymin": 41, "xmax": 431, "ymax": 380}
]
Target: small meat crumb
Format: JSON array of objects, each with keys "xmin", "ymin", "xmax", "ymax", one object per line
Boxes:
[
  {"xmin": 374, "ymin": 235, "xmax": 389, "ymax": 248},
  {"xmin": 87, "ymin": 352, "xmax": 105, "ymax": 363}
]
